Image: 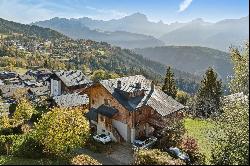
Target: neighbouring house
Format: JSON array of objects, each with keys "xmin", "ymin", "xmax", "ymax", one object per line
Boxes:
[
  {"xmin": 0, "ymin": 99, "xmax": 10, "ymax": 117},
  {"xmin": 0, "ymin": 79, "xmax": 4, "ymax": 85},
  {"xmin": 25, "ymin": 69, "xmax": 52, "ymax": 82},
  {"xmin": 0, "ymin": 71, "xmax": 17, "ymax": 80},
  {"xmin": 0, "ymin": 85, "xmax": 27, "ymax": 115},
  {"xmin": 48, "ymin": 70, "xmax": 92, "ymax": 97},
  {"xmin": 0, "ymin": 85, "xmax": 26, "ymax": 101},
  {"xmin": 3, "ymin": 77, "xmax": 21, "ymax": 85},
  {"xmin": 28, "ymin": 85, "xmax": 50, "ymax": 103},
  {"xmin": 18, "ymin": 74, "xmax": 37, "ymax": 87},
  {"xmin": 52, "ymin": 92, "xmax": 89, "ymax": 109},
  {"xmin": 82, "ymin": 75, "xmax": 186, "ymax": 143}
]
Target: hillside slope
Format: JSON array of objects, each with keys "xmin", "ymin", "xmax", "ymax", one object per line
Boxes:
[
  {"xmin": 0, "ymin": 18, "xmax": 66, "ymax": 40},
  {"xmin": 134, "ymin": 46, "xmax": 233, "ymax": 81}
]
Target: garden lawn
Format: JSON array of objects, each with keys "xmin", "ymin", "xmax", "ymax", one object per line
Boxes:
[
  {"xmin": 184, "ymin": 118, "xmax": 217, "ymax": 164},
  {"xmin": 0, "ymin": 156, "xmax": 67, "ymax": 165}
]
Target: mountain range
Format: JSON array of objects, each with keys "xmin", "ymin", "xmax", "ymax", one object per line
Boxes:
[
  {"xmin": 33, "ymin": 17, "xmax": 165, "ymax": 49},
  {"xmin": 33, "ymin": 13, "xmax": 249, "ymax": 51}
]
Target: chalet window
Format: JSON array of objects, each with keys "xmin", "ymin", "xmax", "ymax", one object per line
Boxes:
[
  {"xmin": 104, "ymin": 99, "xmax": 110, "ymax": 105},
  {"xmin": 100, "ymin": 115, "xmax": 104, "ymax": 122},
  {"xmin": 151, "ymin": 110, "xmax": 154, "ymax": 115},
  {"xmin": 139, "ymin": 110, "xmax": 142, "ymax": 115}
]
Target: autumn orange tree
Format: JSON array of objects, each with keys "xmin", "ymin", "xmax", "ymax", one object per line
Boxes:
[{"xmin": 35, "ymin": 107, "xmax": 90, "ymax": 157}]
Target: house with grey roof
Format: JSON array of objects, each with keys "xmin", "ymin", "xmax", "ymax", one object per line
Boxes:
[
  {"xmin": 82, "ymin": 75, "xmax": 186, "ymax": 143},
  {"xmin": 0, "ymin": 85, "xmax": 26, "ymax": 100},
  {"xmin": 52, "ymin": 93, "xmax": 89, "ymax": 109},
  {"xmin": 48, "ymin": 70, "xmax": 92, "ymax": 97},
  {"xmin": 28, "ymin": 85, "xmax": 50, "ymax": 101},
  {"xmin": 0, "ymin": 79, "xmax": 4, "ymax": 86}
]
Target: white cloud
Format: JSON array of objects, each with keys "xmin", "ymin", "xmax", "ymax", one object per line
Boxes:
[{"xmin": 178, "ymin": 0, "xmax": 193, "ymax": 12}]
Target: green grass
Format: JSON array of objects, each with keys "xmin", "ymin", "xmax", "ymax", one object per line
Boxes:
[
  {"xmin": 0, "ymin": 155, "xmax": 67, "ymax": 165},
  {"xmin": 184, "ymin": 118, "xmax": 216, "ymax": 164},
  {"xmin": 13, "ymin": 67, "xmax": 28, "ymax": 75},
  {"xmin": 0, "ymin": 67, "xmax": 27, "ymax": 75}
]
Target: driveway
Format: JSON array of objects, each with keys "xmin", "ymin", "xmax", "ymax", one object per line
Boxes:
[{"xmin": 75, "ymin": 143, "xmax": 134, "ymax": 165}]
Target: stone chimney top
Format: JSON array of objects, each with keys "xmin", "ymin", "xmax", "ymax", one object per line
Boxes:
[
  {"xmin": 117, "ymin": 80, "xmax": 121, "ymax": 89},
  {"xmin": 151, "ymin": 81, "xmax": 155, "ymax": 91},
  {"xmin": 135, "ymin": 82, "xmax": 141, "ymax": 89}
]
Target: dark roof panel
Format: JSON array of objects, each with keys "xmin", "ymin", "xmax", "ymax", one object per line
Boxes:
[
  {"xmin": 96, "ymin": 104, "xmax": 118, "ymax": 118},
  {"xmin": 86, "ymin": 108, "xmax": 98, "ymax": 122}
]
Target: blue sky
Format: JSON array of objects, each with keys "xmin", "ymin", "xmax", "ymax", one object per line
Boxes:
[{"xmin": 0, "ymin": 0, "xmax": 248, "ymax": 24}]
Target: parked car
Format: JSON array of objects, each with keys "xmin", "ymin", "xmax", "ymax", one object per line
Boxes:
[
  {"xmin": 132, "ymin": 136, "xmax": 157, "ymax": 149},
  {"xmin": 166, "ymin": 147, "xmax": 190, "ymax": 163},
  {"xmin": 93, "ymin": 134, "xmax": 112, "ymax": 144}
]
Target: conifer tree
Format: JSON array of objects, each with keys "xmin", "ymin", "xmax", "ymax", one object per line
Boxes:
[
  {"xmin": 195, "ymin": 67, "xmax": 222, "ymax": 117},
  {"xmin": 162, "ymin": 66, "xmax": 177, "ymax": 99}
]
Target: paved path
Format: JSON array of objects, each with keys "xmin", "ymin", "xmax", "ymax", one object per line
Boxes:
[
  {"xmin": 107, "ymin": 143, "xmax": 134, "ymax": 165},
  {"xmin": 75, "ymin": 143, "xmax": 134, "ymax": 165}
]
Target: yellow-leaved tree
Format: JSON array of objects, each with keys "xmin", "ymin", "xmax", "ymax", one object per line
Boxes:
[
  {"xmin": 35, "ymin": 107, "xmax": 90, "ymax": 156},
  {"xmin": 12, "ymin": 98, "xmax": 35, "ymax": 126}
]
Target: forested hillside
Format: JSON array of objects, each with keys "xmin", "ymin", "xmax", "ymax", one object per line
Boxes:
[
  {"xmin": 134, "ymin": 46, "xmax": 232, "ymax": 81},
  {"xmin": 0, "ymin": 18, "xmax": 66, "ymax": 40}
]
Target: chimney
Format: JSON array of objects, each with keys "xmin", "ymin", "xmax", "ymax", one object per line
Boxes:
[
  {"xmin": 135, "ymin": 82, "xmax": 141, "ymax": 89},
  {"xmin": 151, "ymin": 81, "xmax": 155, "ymax": 91},
  {"xmin": 117, "ymin": 80, "xmax": 121, "ymax": 89}
]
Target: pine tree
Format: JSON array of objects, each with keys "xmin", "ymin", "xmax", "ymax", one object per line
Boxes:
[
  {"xmin": 195, "ymin": 67, "xmax": 222, "ymax": 118},
  {"xmin": 162, "ymin": 66, "xmax": 177, "ymax": 99}
]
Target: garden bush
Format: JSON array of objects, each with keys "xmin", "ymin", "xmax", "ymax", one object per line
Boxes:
[
  {"xmin": 133, "ymin": 149, "xmax": 185, "ymax": 165},
  {"xmin": 0, "ymin": 133, "xmax": 44, "ymax": 159},
  {"xmin": 70, "ymin": 154, "xmax": 101, "ymax": 165}
]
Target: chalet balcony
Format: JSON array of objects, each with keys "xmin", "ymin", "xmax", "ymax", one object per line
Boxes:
[{"xmin": 148, "ymin": 117, "xmax": 165, "ymax": 129}]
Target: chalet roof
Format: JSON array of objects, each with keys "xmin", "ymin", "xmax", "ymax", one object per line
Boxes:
[
  {"xmin": 0, "ymin": 85, "xmax": 26, "ymax": 98},
  {"xmin": 86, "ymin": 108, "xmax": 98, "ymax": 122},
  {"xmin": 28, "ymin": 85, "xmax": 50, "ymax": 97},
  {"xmin": 53, "ymin": 93, "xmax": 89, "ymax": 108},
  {"xmin": 18, "ymin": 74, "xmax": 36, "ymax": 81},
  {"xmin": 99, "ymin": 75, "xmax": 185, "ymax": 116},
  {"xmin": 0, "ymin": 71, "xmax": 17, "ymax": 79},
  {"xmin": 95, "ymin": 104, "xmax": 118, "ymax": 118},
  {"xmin": 53, "ymin": 70, "xmax": 92, "ymax": 87},
  {"xmin": 26, "ymin": 69, "xmax": 52, "ymax": 77}
]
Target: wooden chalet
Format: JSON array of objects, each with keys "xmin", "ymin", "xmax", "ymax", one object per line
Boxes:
[{"xmin": 83, "ymin": 75, "xmax": 186, "ymax": 143}]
